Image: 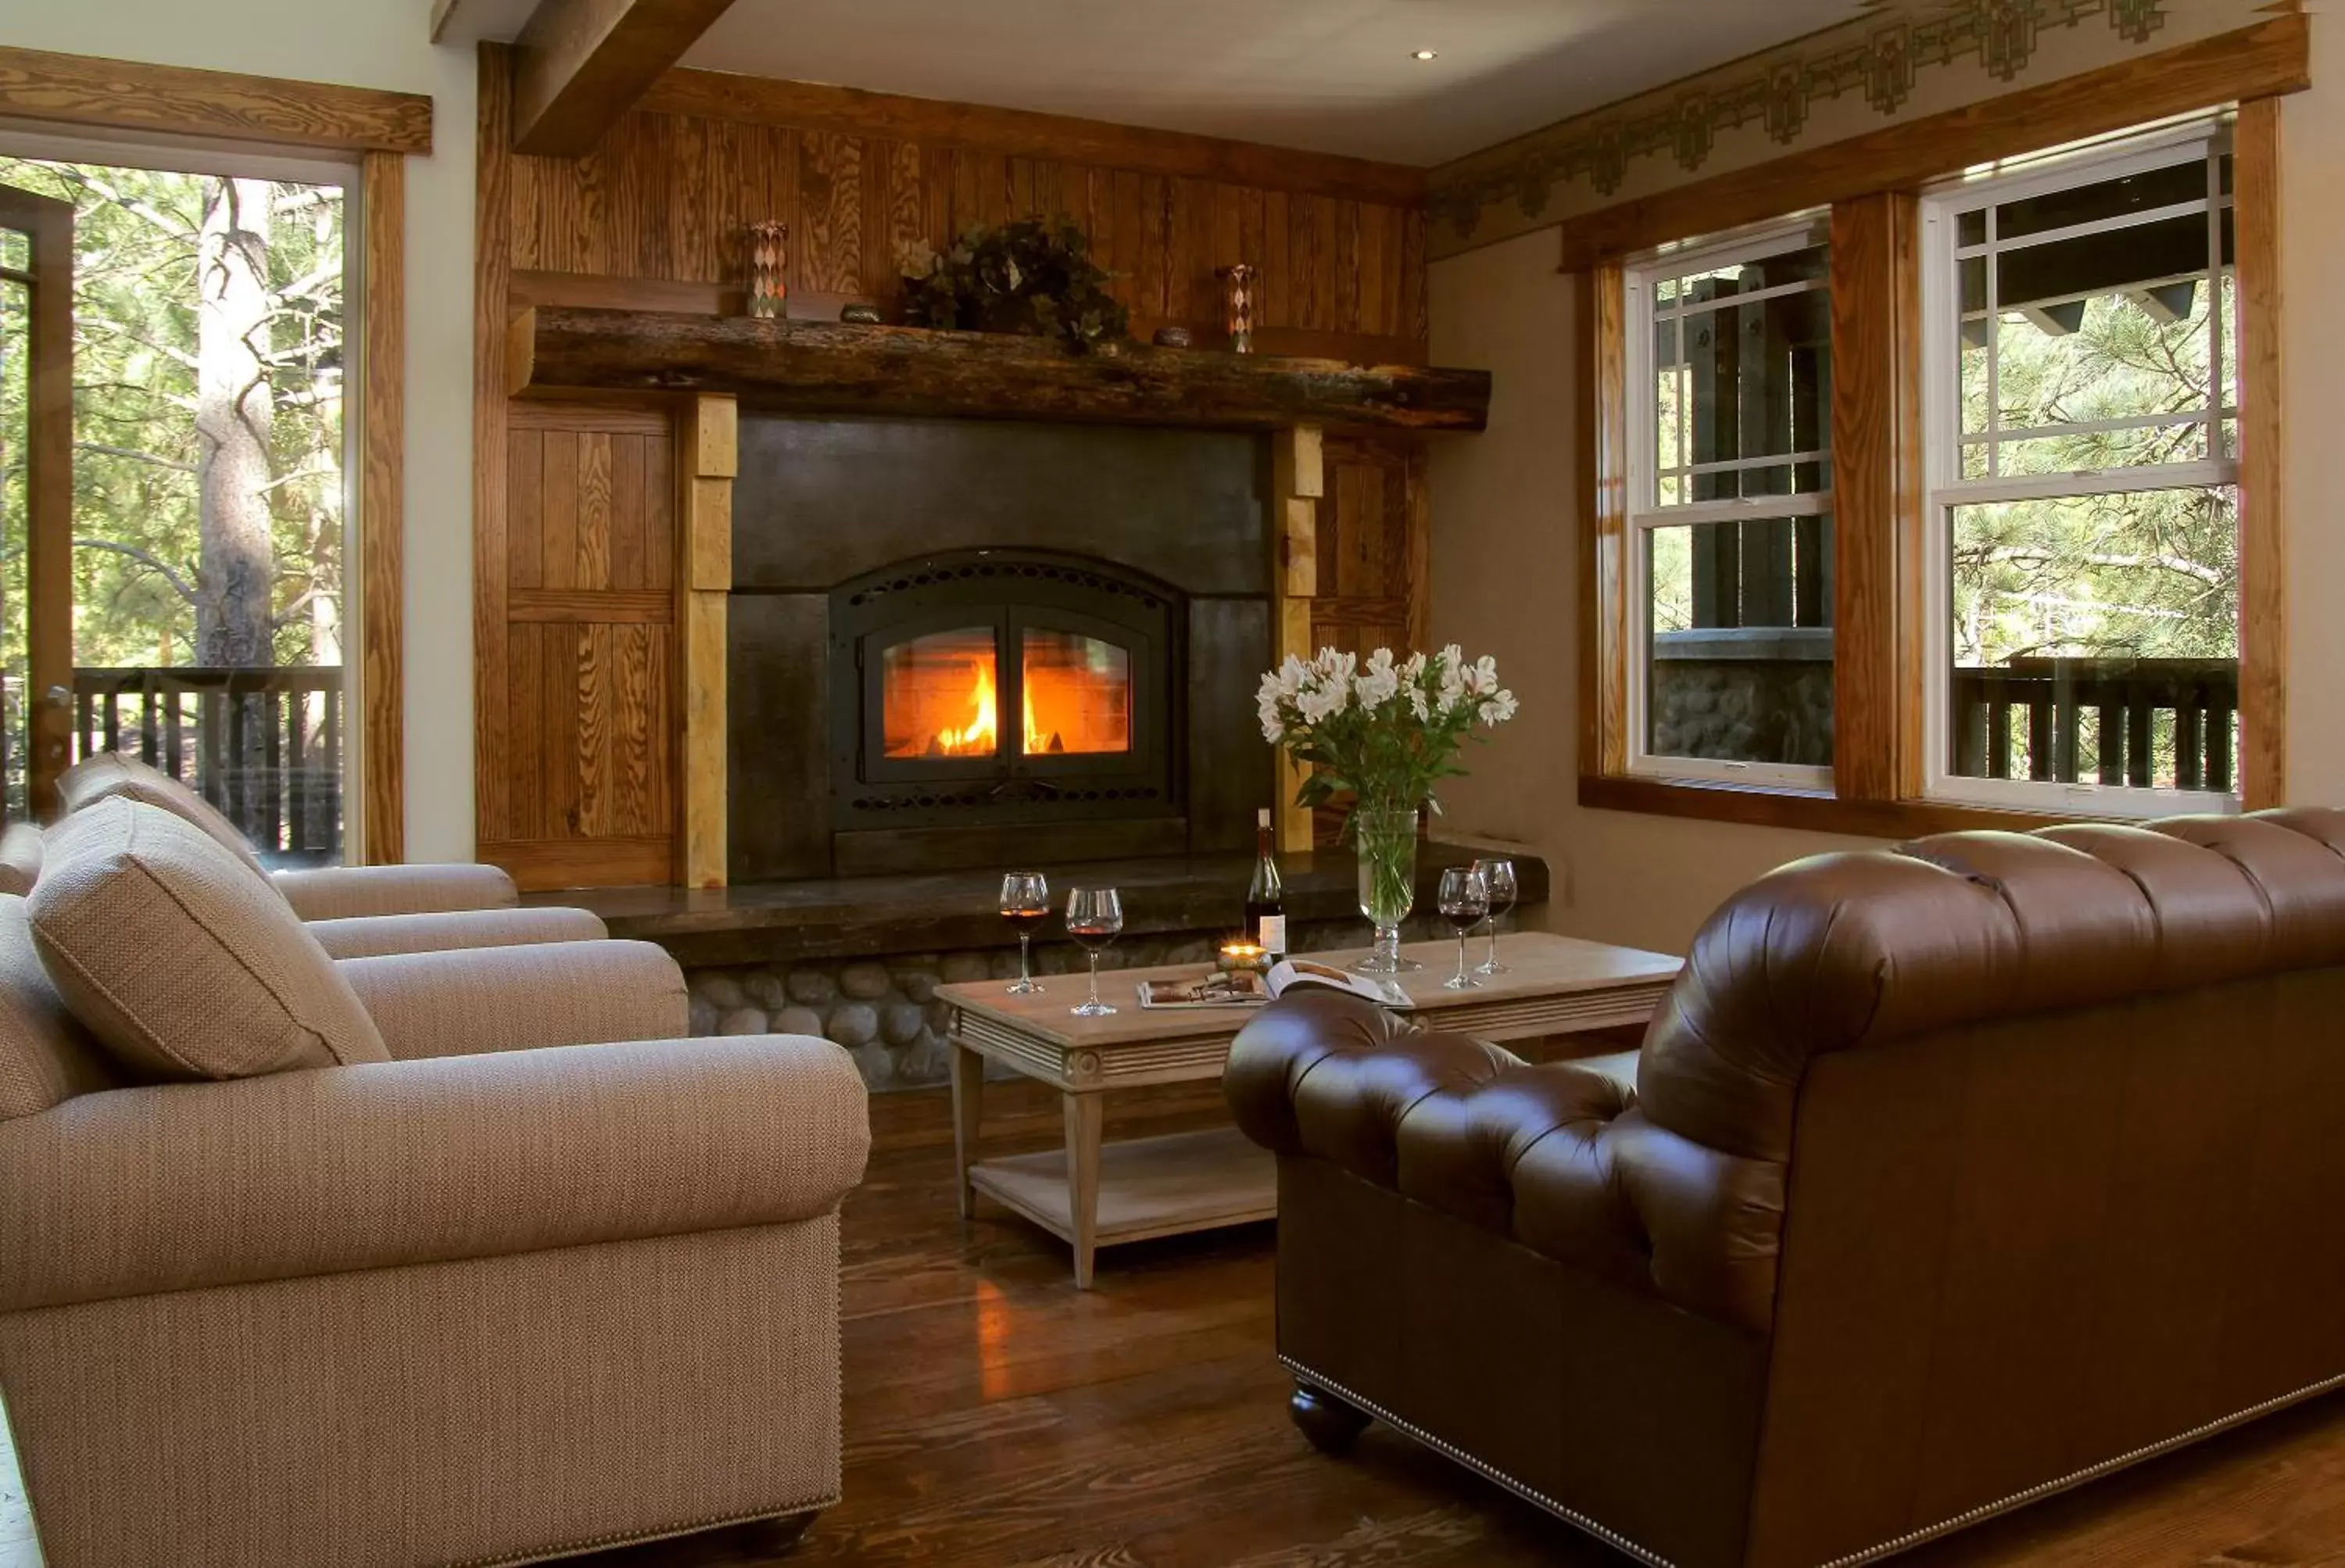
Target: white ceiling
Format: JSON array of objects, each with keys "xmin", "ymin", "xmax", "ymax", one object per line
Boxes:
[{"xmin": 439, "ymin": 0, "xmax": 1877, "ymax": 166}]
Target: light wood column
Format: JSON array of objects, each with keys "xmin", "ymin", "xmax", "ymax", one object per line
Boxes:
[
  {"xmin": 2236, "ymin": 95, "xmax": 2286, "ymax": 809},
  {"xmin": 677, "ymin": 393, "xmax": 735, "ymax": 886},
  {"xmin": 359, "ymin": 149, "xmax": 406, "ymax": 863},
  {"xmin": 1270, "ymin": 424, "xmax": 1322, "ymax": 854}
]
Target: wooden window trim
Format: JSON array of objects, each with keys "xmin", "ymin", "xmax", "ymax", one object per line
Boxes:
[
  {"xmin": 0, "ymin": 47, "xmax": 422, "ymax": 859},
  {"xmin": 1581, "ymin": 95, "xmax": 2293, "ymax": 836},
  {"xmin": 359, "ymin": 152, "xmax": 406, "ymax": 863},
  {"xmin": 0, "ymin": 46, "xmax": 431, "ymax": 156}
]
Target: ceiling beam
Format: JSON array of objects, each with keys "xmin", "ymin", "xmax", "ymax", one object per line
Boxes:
[{"xmin": 510, "ymin": 0, "xmax": 739, "ymax": 156}]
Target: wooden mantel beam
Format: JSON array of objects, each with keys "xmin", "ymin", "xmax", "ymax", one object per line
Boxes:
[
  {"xmin": 507, "ymin": 307, "xmax": 1493, "ymax": 433},
  {"xmin": 510, "ymin": 0, "xmax": 739, "ymax": 156}
]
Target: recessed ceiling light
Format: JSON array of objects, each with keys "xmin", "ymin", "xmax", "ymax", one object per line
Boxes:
[{"xmin": 1411, "ymin": 48, "xmax": 1439, "ymax": 61}]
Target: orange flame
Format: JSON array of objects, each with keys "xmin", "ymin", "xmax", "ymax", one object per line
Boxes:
[{"xmin": 925, "ymin": 658, "xmax": 1056, "ymax": 757}]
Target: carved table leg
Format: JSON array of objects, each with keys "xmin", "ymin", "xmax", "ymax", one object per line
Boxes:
[
  {"xmin": 949, "ymin": 1036, "xmax": 984, "ymax": 1219},
  {"xmin": 737, "ymin": 1508, "xmax": 820, "ymax": 1555},
  {"xmin": 1064, "ymin": 1090, "xmax": 1104, "ymax": 1289},
  {"xmin": 1290, "ymin": 1380, "xmax": 1372, "ymax": 1455}
]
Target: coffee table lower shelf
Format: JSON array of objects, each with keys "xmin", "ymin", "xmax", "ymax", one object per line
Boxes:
[{"xmin": 968, "ymin": 1126, "xmax": 1276, "ymax": 1261}]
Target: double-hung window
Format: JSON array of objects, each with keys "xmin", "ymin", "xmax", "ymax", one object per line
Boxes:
[
  {"xmin": 1921, "ymin": 126, "xmax": 2239, "ymax": 814},
  {"xmin": 1624, "ymin": 222, "xmax": 1835, "ymax": 789}
]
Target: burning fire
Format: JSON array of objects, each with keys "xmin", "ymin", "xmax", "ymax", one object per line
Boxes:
[{"xmin": 925, "ymin": 658, "xmax": 1058, "ymax": 757}]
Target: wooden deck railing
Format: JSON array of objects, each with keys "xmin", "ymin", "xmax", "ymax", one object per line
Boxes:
[
  {"xmin": 1951, "ymin": 657, "xmax": 2237, "ymax": 791},
  {"xmin": 73, "ymin": 665, "xmax": 343, "ymax": 859}
]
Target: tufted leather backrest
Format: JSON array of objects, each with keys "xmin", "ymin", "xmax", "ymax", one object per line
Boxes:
[
  {"xmin": 1639, "ymin": 811, "xmax": 2345, "ymax": 1168},
  {"xmin": 1228, "ymin": 809, "xmax": 2345, "ymax": 1342}
]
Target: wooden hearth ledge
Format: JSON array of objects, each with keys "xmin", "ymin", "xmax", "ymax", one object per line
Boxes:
[{"xmin": 507, "ymin": 306, "xmax": 1491, "ymax": 433}]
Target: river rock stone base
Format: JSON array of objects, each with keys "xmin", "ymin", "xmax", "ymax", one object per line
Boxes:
[{"xmin": 683, "ymin": 915, "xmax": 1442, "ymax": 1092}]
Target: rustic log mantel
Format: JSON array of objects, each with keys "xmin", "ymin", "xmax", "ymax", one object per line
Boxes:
[{"xmin": 506, "ymin": 306, "xmax": 1491, "ymax": 433}]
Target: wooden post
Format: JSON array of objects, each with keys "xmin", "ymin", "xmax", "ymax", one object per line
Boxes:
[
  {"xmin": 1271, "ymin": 424, "xmax": 1322, "ymax": 854},
  {"xmin": 677, "ymin": 393, "xmax": 735, "ymax": 886}
]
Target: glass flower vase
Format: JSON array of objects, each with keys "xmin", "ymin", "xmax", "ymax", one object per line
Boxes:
[{"xmin": 1350, "ymin": 805, "xmax": 1423, "ymax": 974}]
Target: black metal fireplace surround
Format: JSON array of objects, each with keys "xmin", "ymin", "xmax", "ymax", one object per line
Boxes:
[{"xmin": 729, "ymin": 413, "xmax": 1275, "ymax": 879}]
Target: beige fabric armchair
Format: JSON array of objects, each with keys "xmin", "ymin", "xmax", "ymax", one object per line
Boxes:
[
  {"xmin": 0, "ymin": 839, "xmax": 868, "ymax": 1566},
  {"xmin": 53, "ymin": 752, "xmax": 602, "ymax": 958}
]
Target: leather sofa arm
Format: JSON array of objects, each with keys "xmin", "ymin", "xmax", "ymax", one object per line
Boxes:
[
  {"xmin": 0, "ymin": 1033, "xmax": 870, "ymax": 1312},
  {"xmin": 338, "ymin": 940, "xmax": 687, "ymax": 1058},
  {"xmin": 307, "ymin": 906, "xmax": 607, "ymax": 960},
  {"xmin": 1226, "ymin": 991, "xmax": 1784, "ymax": 1335},
  {"xmin": 273, "ymin": 863, "xmax": 519, "ymax": 920}
]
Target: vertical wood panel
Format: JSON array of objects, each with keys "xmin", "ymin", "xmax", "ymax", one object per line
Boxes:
[
  {"xmin": 1587, "ymin": 266, "xmax": 1630, "ymax": 778},
  {"xmin": 473, "ymin": 45, "xmax": 514, "ymax": 846},
  {"xmin": 2236, "ymin": 95, "xmax": 2286, "ymax": 809},
  {"xmin": 1270, "ymin": 425, "xmax": 1323, "ymax": 854},
  {"xmin": 669, "ymin": 113, "xmax": 711, "ymax": 281},
  {"xmin": 575, "ymin": 431, "xmax": 613, "ymax": 587},
  {"xmin": 360, "ymin": 149, "xmax": 406, "ymax": 865},
  {"xmin": 540, "ymin": 428, "xmax": 579, "ymax": 589},
  {"xmin": 1829, "ymin": 192, "xmax": 1919, "ymax": 804},
  {"xmin": 609, "ymin": 433, "xmax": 647, "ymax": 589},
  {"xmin": 506, "ymin": 428, "xmax": 545, "ymax": 588}
]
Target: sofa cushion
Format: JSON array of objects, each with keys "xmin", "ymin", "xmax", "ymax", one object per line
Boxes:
[
  {"xmin": 57, "ymin": 751, "xmax": 269, "ymax": 882},
  {"xmin": 0, "ymin": 822, "xmax": 43, "ymax": 897},
  {"xmin": 30, "ymin": 799, "xmax": 388, "ymax": 1080},
  {"xmin": 0, "ymin": 895, "xmax": 118, "ymax": 1119}
]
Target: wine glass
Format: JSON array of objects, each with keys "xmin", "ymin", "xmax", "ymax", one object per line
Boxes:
[
  {"xmin": 1437, "ymin": 868, "xmax": 1490, "ymax": 992},
  {"xmin": 1472, "ymin": 858, "xmax": 1519, "ymax": 976},
  {"xmin": 1000, "ymin": 871, "xmax": 1050, "ymax": 994},
  {"xmin": 1064, "ymin": 886, "xmax": 1125, "ymax": 1017}
]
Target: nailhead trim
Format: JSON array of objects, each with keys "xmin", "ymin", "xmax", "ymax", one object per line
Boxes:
[
  {"xmin": 1808, "ymin": 1368, "xmax": 2345, "ymax": 1568},
  {"xmin": 1280, "ymin": 1355, "xmax": 1677, "ymax": 1567},
  {"xmin": 1286, "ymin": 1355, "xmax": 2345, "ymax": 1568}
]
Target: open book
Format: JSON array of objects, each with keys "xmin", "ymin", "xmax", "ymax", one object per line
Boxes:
[{"xmin": 1136, "ymin": 957, "xmax": 1414, "ymax": 1011}]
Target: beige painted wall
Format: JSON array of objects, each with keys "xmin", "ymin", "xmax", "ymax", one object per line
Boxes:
[
  {"xmin": 1426, "ymin": 231, "xmax": 1878, "ymax": 957},
  {"xmin": 5, "ymin": 1, "xmax": 478, "ymax": 862},
  {"xmin": 1427, "ymin": 5, "xmax": 2345, "ymax": 958}
]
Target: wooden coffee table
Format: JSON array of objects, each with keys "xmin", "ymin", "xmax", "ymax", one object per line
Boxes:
[{"xmin": 941, "ymin": 931, "xmax": 1681, "ymax": 1287}]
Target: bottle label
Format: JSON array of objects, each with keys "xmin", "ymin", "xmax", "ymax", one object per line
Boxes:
[{"xmin": 1257, "ymin": 914, "xmax": 1287, "ymax": 954}]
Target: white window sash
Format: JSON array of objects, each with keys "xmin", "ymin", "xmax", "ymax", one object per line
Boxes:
[{"xmin": 1920, "ymin": 131, "xmax": 2240, "ymax": 813}]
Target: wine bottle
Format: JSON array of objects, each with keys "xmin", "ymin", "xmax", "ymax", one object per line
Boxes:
[{"xmin": 1244, "ymin": 807, "xmax": 1287, "ymax": 957}]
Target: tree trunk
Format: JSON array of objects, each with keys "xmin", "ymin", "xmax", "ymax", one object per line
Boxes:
[{"xmin": 195, "ymin": 177, "xmax": 274, "ymax": 667}]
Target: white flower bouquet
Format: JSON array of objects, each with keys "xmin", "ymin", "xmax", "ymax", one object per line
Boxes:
[
  {"xmin": 1255, "ymin": 643, "xmax": 1519, "ymax": 815},
  {"xmin": 1256, "ymin": 646, "xmax": 1519, "ymax": 971}
]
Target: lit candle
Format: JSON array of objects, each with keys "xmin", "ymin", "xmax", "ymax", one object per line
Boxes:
[{"xmin": 1218, "ymin": 942, "xmax": 1269, "ymax": 974}]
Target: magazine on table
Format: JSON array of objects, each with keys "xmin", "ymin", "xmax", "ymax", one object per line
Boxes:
[{"xmin": 1135, "ymin": 957, "xmax": 1414, "ymax": 1011}]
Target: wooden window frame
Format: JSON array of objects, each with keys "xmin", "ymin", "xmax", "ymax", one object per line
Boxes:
[
  {"xmin": 0, "ymin": 48, "xmax": 428, "ymax": 862},
  {"xmin": 1576, "ymin": 20, "xmax": 2300, "ymax": 836},
  {"xmin": 1620, "ymin": 217, "xmax": 1837, "ymax": 794}
]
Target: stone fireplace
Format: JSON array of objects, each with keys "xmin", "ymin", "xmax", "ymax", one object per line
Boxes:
[{"xmin": 729, "ymin": 413, "xmax": 1275, "ymax": 879}]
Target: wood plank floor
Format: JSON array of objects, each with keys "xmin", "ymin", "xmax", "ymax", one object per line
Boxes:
[{"xmin": 8, "ymin": 1079, "xmax": 2345, "ymax": 1566}]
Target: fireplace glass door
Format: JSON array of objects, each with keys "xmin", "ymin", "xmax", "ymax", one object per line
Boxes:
[
  {"xmin": 875, "ymin": 619, "xmax": 1137, "ymax": 764},
  {"xmin": 1019, "ymin": 628, "xmax": 1130, "ymax": 756}
]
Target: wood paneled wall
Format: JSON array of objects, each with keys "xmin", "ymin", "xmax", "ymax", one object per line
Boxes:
[
  {"xmin": 478, "ymin": 45, "xmax": 1435, "ymax": 888},
  {"xmin": 1312, "ymin": 435, "xmax": 1429, "ymax": 658},
  {"xmin": 506, "ymin": 92, "xmax": 1429, "ymax": 363},
  {"xmin": 483, "ymin": 399, "xmax": 679, "ymax": 886}
]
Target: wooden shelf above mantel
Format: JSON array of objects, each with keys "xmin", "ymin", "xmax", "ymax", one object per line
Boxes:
[{"xmin": 505, "ymin": 306, "xmax": 1491, "ymax": 434}]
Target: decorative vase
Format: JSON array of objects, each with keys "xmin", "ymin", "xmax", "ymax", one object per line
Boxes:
[
  {"xmin": 1350, "ymin": 805, "xmax": 1422, "ymax": 974},
  {"xmin": 1217, "ymin": 263, "xmax": 1256, "ymax": 353},
  {"xmin": 748, "ymin": 220, "xmax": 789, "ymax": 319}
]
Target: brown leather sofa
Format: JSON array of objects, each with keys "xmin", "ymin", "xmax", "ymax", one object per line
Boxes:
[{"xmin": 1226, "ymin": 811, "xmax": 2345, "ymax": 1568}]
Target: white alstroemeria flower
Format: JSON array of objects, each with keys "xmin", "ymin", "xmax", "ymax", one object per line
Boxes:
[
  {"xmin": 1462, "ymin": 654, "xmax": 1502, "ymax": 696},
  {"xmin": 1295, "ymin": 680, "xmax": 1351, "ymax": 725},
  {"xmin": 1353, "ymin": 647, "xmax": 1401, "ymax": 709},
  {"xmin": 1408, "ymin": 686, "xmax": 1432, "ymax": 721},
  {"xmin": 1398, "ymin": 651, "xmax": 1427, "ymax": 682},
  {"xmin": 1479, "ymin": 689, "xmax": 1520, "ymax": 725}
]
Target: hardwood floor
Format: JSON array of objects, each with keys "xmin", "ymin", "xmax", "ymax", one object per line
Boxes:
[{"xmin": 6, "ymin": 1079, "xmax": 2345, "ymax": 1565}]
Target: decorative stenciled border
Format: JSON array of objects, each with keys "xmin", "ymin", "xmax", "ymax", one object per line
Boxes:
[{"xmin": 1427, "ymin": 0, "xmax": 2264, "ymax": 257}]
